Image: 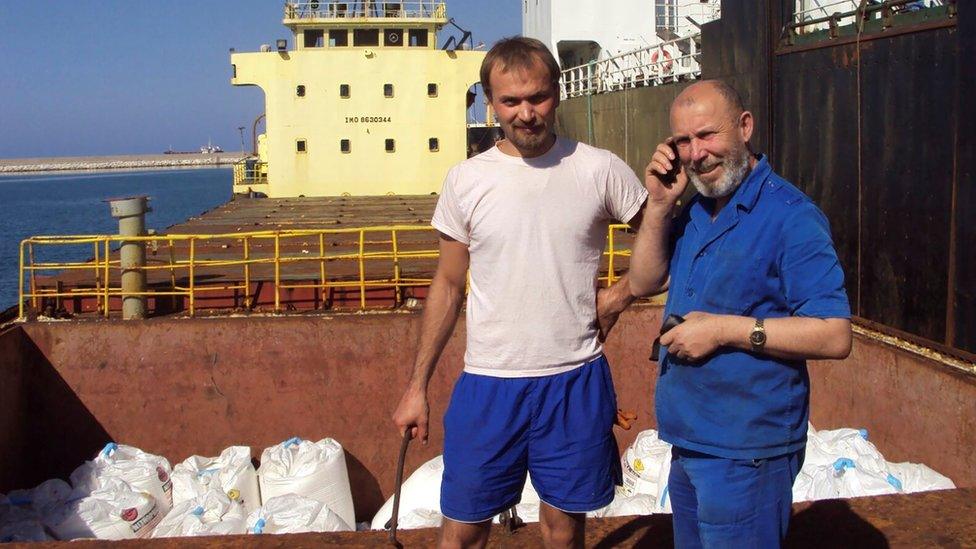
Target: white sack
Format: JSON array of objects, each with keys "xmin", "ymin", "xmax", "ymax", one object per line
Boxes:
[
  {"xmin": 1, "ymin": 490, "xmax": 32, "ymax": 511},
  {"xmin": 172, "ymin": 446, "xmax": 260, "ymax": 514},
  {"xmin": 0, "ymin": 498, "xmax": 53, "ymax": 542},
  {"xmin": 396, "ymin": 509, "xmax": 443, "ymax": 530},
  {"xmin": 371, "ymin": 455, "xmax": 444, "ymax": 530},
  {"xmin": 71, "ymin": 443, "xmax": 173, "ymax": 515},
  {"xmin": 246, "ymin": 494, "xmax": 351, "ymax": 534},
  {"xmin": 792, "ymin": 457, "xmax": 897, "ymax": 502},
  {"xmin": 488, "ymin": 477, "xmax": 542, "ymax": 525},
  {"xmin": 151, "ymin": 490, "xmax": 246, "ymax": 538},
  {"xmin": 45, "ymin": 487, "xmax": 161, "ymax": 540},
  {"xmin": 30, "ymin": 480, "xmax": 80, "ymax": 516},
  {"xmin": 509, "ymin": 477, "xmax": 541, "ymax": 524},
  {"xmin": 258, "ymin": 437, "xmax": 355, "ymax": 529},
  {"xmin": 588, "ymin": 487, "xmax": 657, "ymax": 518},
  {"xmin": 804, "ymin": 426, "xmax": 888, "ymax": 477},
  {"xmin": 885, "ymin": 462, "xmax": 955, "ymax": 493},
  {"xmin": 0, "ymin": 518, "xmax": 53, "ymax": 543},
  {"xmin": 621, "ymin": 430, "xmax": 672, "ymax": 499},
  {"xmin": 2, "ymin": 479, "xmax": 80, "ymax": 518}
]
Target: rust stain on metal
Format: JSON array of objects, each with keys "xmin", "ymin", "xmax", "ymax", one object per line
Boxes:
[{"xmin": 853, "ymin": 323, "xmax": 976, "ymax": 375}]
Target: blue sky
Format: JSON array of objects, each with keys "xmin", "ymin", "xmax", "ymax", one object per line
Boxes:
[{"xmin": 0, "ymin": 1, "xmax": 521, "ymax": 159}]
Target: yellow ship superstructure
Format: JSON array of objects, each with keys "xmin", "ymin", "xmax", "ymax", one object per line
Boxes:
[{"xmin": 231, "ymin": 1, "xmax": 485, "ymax": 197}]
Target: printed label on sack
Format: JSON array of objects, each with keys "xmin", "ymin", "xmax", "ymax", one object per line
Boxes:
[
  {"xmin": 157, "ymin": 466, "xmax": 174, "ymax": 505},
  {"xmin": 131, "ymin": 505, "xmax": 160, "ymax": 537},
  {"xmin": 621, "ymin": 459, "xmax": 655, "ymax": 497}
]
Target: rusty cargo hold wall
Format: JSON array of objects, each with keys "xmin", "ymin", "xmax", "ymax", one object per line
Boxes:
[{"xmin": 556, "ymin": 0, "xmax": 974, "ymax": 358}]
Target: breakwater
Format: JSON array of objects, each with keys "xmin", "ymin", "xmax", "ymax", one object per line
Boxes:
[{"xmin": 0, "ymin": 153, "xmax": 245, "ymax": 174}]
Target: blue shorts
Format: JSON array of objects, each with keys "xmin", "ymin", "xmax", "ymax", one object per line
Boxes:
[{"xmin": 440, "ymin": 355, "xmax": 622, "ymax": 523}]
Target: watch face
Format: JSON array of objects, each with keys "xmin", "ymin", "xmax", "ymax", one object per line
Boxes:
[{"xmin": 750, "ymin": 330, "xmax": 766, "ymax": 346}]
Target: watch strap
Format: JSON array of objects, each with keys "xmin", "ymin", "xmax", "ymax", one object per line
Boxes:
[{"xmin": 750, "ymin": 318, "xmax": 766, "ymax": 352}]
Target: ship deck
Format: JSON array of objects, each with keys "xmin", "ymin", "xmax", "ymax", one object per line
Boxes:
[
  {"xmin": 27, "ymin": 195, "xmax": 637, "ymax": 316},
  {"xmin": 8, "ymin": 488, "xmax": 976, "ymax": 547}
]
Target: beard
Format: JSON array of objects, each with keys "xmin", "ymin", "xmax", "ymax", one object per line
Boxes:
[
  {"xmin": 686, "ymin": 145, "xmax": 751, "ymax": 199},
  {"xmin": 504, "ymin": 122, "xmax": 553, "ymax": 153}
]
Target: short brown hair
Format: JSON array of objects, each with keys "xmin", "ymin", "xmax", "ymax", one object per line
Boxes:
[{"xmin": 480, "ymin": 36, "xmax": 561, "ymax": 101}]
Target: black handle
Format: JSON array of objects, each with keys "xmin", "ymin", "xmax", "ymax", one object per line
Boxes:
[{"xmin": 650, "ymin": 314, "xmax": 685, "ymax": 362}]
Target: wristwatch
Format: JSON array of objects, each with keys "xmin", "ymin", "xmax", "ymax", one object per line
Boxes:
[{"xmin": 750, "ymin": 318, "xmax": 767, "ymax": 353}]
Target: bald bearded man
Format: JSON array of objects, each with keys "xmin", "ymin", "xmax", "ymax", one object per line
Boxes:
[{"xmin": 627, "ymin": 80, "xmax": 853, "ymax": 548}]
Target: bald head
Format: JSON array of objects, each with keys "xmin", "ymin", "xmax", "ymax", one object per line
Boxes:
[
  {"xmin": 671, "ymin": 80, "xmax": 746, "ymax": 128},
  {"xmin": 667, "ymin": 79, "xmax": 755, "ymax": 201}
]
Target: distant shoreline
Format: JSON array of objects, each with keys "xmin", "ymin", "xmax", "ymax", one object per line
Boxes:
[{"xmin": 0, "ymin": 152, "xmax": 246, "ymax": 175}]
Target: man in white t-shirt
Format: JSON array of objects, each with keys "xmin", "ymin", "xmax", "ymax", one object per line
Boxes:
[{"xmin": 393, "ymin": 37, "xmax": 648, "ymax": 548}]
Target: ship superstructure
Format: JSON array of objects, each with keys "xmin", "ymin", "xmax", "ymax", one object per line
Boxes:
[
  {"xmin": 523, "ymin": 0, "xmax": 719, "ymax": 69},
  {"xmin": 523, "ymin": 0, "xmax": 720, "ymax": 98},
  {"xmin": 231, "ymin": 1, "xmax": 485, "ymax": 197}
]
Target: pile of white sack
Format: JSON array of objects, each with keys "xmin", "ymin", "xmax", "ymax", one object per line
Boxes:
[
  {"xmin": 793, "ymin": 425, "xmax": 955, "ymax": 501},
  {"xmin": 618, "ymin": 424, "xmax": 956, "ymax": 513},
  {"xmin": 0, "ymin": 437, "xmax": 356, "ymax": 542},
  {"xmin": 369, "ymin": 454, "xmax": 657, "ymax": 531},
  {"xmin": 370, "ymin": 424, "xmax": 956, "ymax": 531}
]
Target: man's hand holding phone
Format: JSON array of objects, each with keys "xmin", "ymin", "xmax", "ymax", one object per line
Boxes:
[{"xmin": 644, "ymin": 138, "xmax": 688, "ymax": 207}]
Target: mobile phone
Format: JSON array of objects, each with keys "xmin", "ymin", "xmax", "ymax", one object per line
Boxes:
[
  {"xmin": 661, "ymin": 140, "xmax": 681, "ymax": 184},
  {"xmin": 649, "ymin": 313, "xmax": 685, "ymax": 362}
]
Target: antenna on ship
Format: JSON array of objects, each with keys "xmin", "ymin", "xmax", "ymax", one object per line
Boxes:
[{"xmin": 441, "ymin": 18, "xmax": 473, "ymax": 52}]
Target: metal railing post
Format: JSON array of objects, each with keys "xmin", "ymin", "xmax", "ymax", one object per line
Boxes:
[
  {"xmin": 93, "ymin": 241, "xmax": 102, "ymax": 312},
  {"xmin": 607, "ymin": 227, "xmax": 616, "ymax": 288},
  {"xmin": 319, "ymin": 232, "xmax": 327, "ymax": 308},
  {"xmin": 274, "ymin": 233, "xmax": 281, "ymax": 312},
  {"xmin": 189, "ymin": 238, "xmax": 196, "ymax": 317},
  {"xmin": 168, "ymin": 238, "xmax": 177, "ymax": 311},
  {"xmin": 28, "ymin": 242, "xmax": 37, "ymax": 309},
  {"xmin": 18, "ymin": 241, "xmax": 25, "ymax": 319},
  {"xmin": 103, "ymin": 239, "xmax": 110, "ymax": 318},
  {"xmin": 243, "ymin": 236, "xmax": 252, "ymax": 309},
  {"xmin": 392, "ymin": 229, "xmax": 402, "ymax": 306},
  {"xmin": 358, "ymin": 229, "xmax": 366, "ymax": 310}
]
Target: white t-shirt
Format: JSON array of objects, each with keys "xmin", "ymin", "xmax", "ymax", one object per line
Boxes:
[{"xmin": 431, "ymin": 137, "xmax": 648, "ymax": 378}]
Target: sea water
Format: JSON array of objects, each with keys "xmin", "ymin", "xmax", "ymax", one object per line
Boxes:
[{"xmin": 0, "ymin": 168, "xmax": 231, "ymax": 310}]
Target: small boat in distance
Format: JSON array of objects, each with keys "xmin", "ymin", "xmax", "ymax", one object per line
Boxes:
[
  {"xmin": 200, "ymin": 139, "xmax": 223, "ymax": 154},
  {"xmin": 163, "ymin": 140, "xmax": 225, "ymax": 154}
]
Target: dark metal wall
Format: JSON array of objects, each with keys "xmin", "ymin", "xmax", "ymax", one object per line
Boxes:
[
  {"xmin": 955, "ymin": 0, "xmax": 976, "ymax": 355},
  {"xmin": 769, "ymin": 3, "xmax": 967, "ymax": 354},
  {"xmin": 0, "ymin": 327, "xmax": 28, "ymax": 492},
  {"xmin": 700, "ymin": 0, "xmax": 774, "ymax": 155},
  {"xmin": 556, "ymin": 84, "xmax": 693, "ymax": 178},
  {"xmin": 558, "ymin": 1, "xmax": 972, "ymax": 357}
]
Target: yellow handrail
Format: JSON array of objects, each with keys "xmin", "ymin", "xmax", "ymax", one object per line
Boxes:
[{"xmin": 17, "ymin": 224, "xmax": 634, "ymax": 319}]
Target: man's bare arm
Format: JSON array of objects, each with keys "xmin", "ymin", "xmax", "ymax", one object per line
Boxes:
[
  {"xmin": 629, "ymin": 140, "xmax": 687, "ymax": 297},
  {"xmin": 596, "ymin": 200, "xmax": 649, "ymax": 340},
  {"xmin": 661, "ymin": 313, "xmax": 853, "ymax": 362},
  {"xmin": 391, "ymin": 234, "xmax": 469, "ymax": 443}
]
